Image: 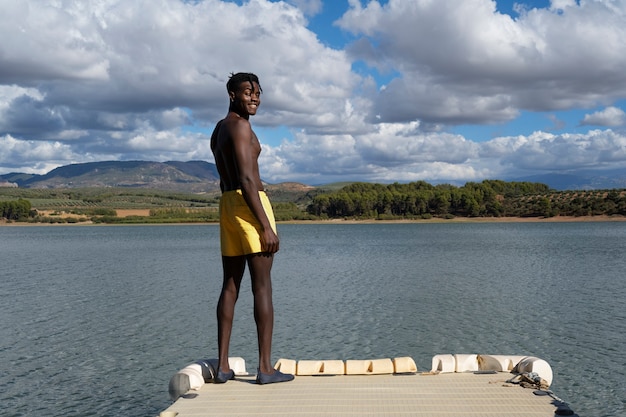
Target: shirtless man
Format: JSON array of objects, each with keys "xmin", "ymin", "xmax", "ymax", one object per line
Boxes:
[{"xmin": 210, "ymin": 72, "xmax": 294, "ymax": 385}]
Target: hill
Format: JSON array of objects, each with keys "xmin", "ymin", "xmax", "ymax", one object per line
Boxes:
[
  {"xmin": 511, "ymin": 168, "xmax": 626, "ymax": 191},
  {"xmin": 3, "ymin": 160, "xmax": 626, "ymax": 193},
  {"xmin": 1, "ymin": 160, "xmax": 221, "ymax": 193}
]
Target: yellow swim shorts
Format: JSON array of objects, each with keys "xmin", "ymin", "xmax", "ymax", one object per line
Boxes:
[{"xmin": 219, "ymin": 189, "xmax": 277, "ymax": 256}]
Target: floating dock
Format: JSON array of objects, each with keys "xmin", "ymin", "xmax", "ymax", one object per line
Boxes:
[{"xmin": 160, "ymin": 355, "xmax": 577, "ymax": 417}]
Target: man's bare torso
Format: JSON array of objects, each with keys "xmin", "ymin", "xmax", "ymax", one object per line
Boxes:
[{"xmin": 210, "ymin": 113, "xmax": 264, "ymax": 193}]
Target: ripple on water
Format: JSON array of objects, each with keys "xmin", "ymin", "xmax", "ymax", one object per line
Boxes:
[{"xmin": 1, "ymin": 223, "xmax": 625, "ymax": 417}]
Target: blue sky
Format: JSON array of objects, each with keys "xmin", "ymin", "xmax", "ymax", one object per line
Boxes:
[{"xmin": 1, "ymin": 0, "xmax": 625, "ymax": 185}]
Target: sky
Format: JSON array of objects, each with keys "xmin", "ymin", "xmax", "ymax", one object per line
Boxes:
[{"xmin": 1, "ymin": 0, "xmax": 626, "ymax": 185}]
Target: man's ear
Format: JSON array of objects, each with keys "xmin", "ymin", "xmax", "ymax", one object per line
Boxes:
[{"xmin": 229, "ymin": 90, "xmax": 235, "ymax": 102}]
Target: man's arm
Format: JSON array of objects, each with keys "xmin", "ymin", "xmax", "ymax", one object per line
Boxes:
[
  {"xmin": 230, "ymin": 119, "xmax": 279, "ymax": 253},
  {"xmin": 210, "ymin": 120, "xmax": 226, "ymax": 193}
]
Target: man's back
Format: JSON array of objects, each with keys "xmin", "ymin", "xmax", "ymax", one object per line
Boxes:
[{"xmin": 211, "ymin": 114, "xmax": 263, "ymax": 192}]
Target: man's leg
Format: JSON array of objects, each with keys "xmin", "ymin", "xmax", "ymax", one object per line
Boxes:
[
  {"xmin": 248, "ymin": 252, "xmax": 294, "ymax": 384},
  {"xmin": 217, "ymin": 255, "xmax": 246, "ymax": 374},
  {"xmin": 247, "ymin": 252, "xmax": 275, "ymax": 374}
]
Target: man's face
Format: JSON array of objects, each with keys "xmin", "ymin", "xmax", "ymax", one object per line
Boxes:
[{"xmin": 231, "ymin": 81, "xmax": 261, "ymax": 117}]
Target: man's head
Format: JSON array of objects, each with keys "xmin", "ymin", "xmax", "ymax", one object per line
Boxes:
[
  {"xmin": 227, "ymin": 72, "xmax": 262, "ymax": 96},
  {"xmin": 227, "ymin": 72, "xmax": 262, "ymax": 118}
]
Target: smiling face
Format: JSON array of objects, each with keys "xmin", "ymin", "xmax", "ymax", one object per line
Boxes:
[{"xmin": 229, "ymin": 80, "xmax": 261, "ymax": 118}]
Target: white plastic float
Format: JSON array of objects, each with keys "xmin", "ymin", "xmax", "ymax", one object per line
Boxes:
[
  {"xmin": 430, "ymin": 354, "xmax": 553, "ymax": 386},
  {"xmin": 169, "ymin": 354, "xmax": 553, "ymax": 400},
  {"xmin": 168, "ymin": 357, "xmax": 247, "ymax": 401}
]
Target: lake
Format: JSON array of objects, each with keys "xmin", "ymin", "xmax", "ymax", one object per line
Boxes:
[{"xmin": 1, "ymin": 222, "xmax": 624, "ymax": 416}]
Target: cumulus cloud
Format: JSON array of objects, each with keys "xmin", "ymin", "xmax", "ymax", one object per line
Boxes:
[
  {"xmin": 581, "ymin": 107, "xmax": 626, "ymax": 127},
  {"xmin": 1, "ymin": 0, "xmax": 626, "ymax": 185},
  {"xmin": 261, "ymin": 125, "xmax": 626, "ymax": 184},
  {"xmin": 338, "ymin": 0, "xmax": 626, "ymax": 124},
  {"xmin": 499, "ymin": 129, "xmax": 626, "ymax": 171},
  {"xmin": 0, "ymin": 134, "xmax": 86, "ymax": 173},
  {"xmin": 0, "ymin": 0, "xmax": 356, "ymax": 173},
  {"xmin": 285, "ymin": 0, "xmax": 323, "ymax": 16}
]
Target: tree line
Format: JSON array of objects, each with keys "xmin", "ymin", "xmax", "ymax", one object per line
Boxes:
[
  {"xmin": 0, "ymin": 199, "xmax": 33, "ymax": 221},
  {"xmin": 3, "ymin": 181, "xmax": 626, "ymax": 223},
  {"xmin": 306, "ymin": 180, "xmax": 626, "ymax": 219}
]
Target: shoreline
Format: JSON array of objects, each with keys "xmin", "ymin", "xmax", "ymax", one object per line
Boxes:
[
  {"xmin": 284, "ymin": 215, "xmax": 626, "ymax": 224},
  {"xmin": 276, "ymin": 215, "xmax": 626, "ymax": 224},
  {"xmin": 3, "ymin": 214, "xmax": 626, "ymax": 226}
]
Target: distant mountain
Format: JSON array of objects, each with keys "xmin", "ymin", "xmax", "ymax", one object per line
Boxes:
[
  {"xmin": 0, "ymin": 160, "xmax": 221, "ymax": 193},
  {"xmin": 2, "ymin": 160, "xmax": 625, "ymax": 192},
  {"xmin": 509, "ymin": 168, "xmax": 626, "ymax": 190}
]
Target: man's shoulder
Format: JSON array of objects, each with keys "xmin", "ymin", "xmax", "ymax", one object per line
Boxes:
[
  {"xmin": 222, "ymin": 114, "xmax": 253, "ymax": 138},
  {"xmin": 224, "ymin": 114, "xmax": 251, "ymax": 128}
]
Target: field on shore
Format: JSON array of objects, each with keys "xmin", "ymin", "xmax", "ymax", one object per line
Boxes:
[
  {"xmin": 3, "ymin": 208, "xmax": 625, "ymax": 226},
  {"xmin": 2, "ymin": 185, "xmax": 626, "ymax": 225}
]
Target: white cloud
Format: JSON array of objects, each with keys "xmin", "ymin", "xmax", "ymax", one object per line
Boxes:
[
  {"xmin": 0, "ymin": 134, "xmax": 81, "ymax": 173},
  {"xmin": 490, "ymin": 129, "xmax": 626, "ymax": 172},
  {"xmin": 259, "ymin": 128, "xmax": 626, "ymax": 184},
  {"xmin": 581, "ymin": 107, "xmax": 626, "ymax": 127},
  {"xmin": 0, "ymin": 0, "xmax": 358, "ymax": 173},
  {"xmin": 338, "ymin": 0, "xmax": 626, "ymax": 124},
  {"xmin": 549, "ymin": 0, "xmax": 578, "ymax": 11},
  {"xmin": 0, "ymin": 0, "xmax": 356, "ymax": 128},
  {"xmin": 285, "ymin": 0, "xmax": 323, "ymax": 16},
  {"xmin": 1, "ymin": 0, "xmax": 626, "ymax": 185}
]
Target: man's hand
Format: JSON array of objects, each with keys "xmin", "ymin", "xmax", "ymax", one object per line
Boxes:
[{"xmin": 261, "ymin": 228, "xmax": 280, "ymax": 253}]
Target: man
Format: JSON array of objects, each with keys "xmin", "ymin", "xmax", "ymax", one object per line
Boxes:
[{"xmin": 210, "ymin": 72, "xmax": 294, "ymax": 385}]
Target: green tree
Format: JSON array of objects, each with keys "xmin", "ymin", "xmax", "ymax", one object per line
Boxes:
[{"xmin": 0, "ymin": 199, "xmax": 32, "ymax": 221}]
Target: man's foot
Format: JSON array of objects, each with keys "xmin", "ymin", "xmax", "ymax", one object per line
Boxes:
[
  {"xmin": 214, "ymin": 368, "xmax": 235, "ymax": 384},
  {"xmin": 256, "ymin": 368, "xmax": 295, "ymax": 385}
]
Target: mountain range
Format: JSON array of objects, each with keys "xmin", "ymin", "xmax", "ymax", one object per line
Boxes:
[
  {"xmin": 0, "ymin": 161, "xmax": 221, "ymax": 193},
  {"xmin": 1, "ymin": 160, "xmax": 625, "ymax": 191}
]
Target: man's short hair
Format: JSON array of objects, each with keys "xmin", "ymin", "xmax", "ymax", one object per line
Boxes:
[{"xmin": 227, "ymin": 72, "xmax": 262, "ymax": 94}]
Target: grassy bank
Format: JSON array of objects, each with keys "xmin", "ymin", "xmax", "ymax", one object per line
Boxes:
[{"xmin": 2, "ymin": 186, "xmax": 626, "ymax": 224}]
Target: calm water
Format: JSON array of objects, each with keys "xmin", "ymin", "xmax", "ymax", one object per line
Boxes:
[{"xmin": 1, "ymin": 222, "xmax": 625, "ymax": 416}]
